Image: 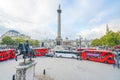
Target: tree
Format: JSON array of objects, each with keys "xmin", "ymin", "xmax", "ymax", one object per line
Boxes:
[
  {"xmin": 28, "ymin": 39, "xmax": 39, "ymax": 47},
  {"xmin": 14, "ymin": 38, "xmax": 39, "ymax": 47},
  {"xmin": 91, "ymin": 38, "xmax": 101, "ymax": 47},
  {"xmin": 91, "ymin": 31, "xmax": 120, "ymax": 47},
  {"xmin": 104, "ymin": 31, "xmax": 120, "ymax": 47},
  {"xmin": 1, "ymin": 36, "xmax": 15, "ymax": 46},
  {"xmin": 1, "ymin": 36, "xmax": 40, "ymax": 48},
  {"xmin": 15, "ymin": 38, "xmax": 26, "ymax": 45},
  {"xmin": 34, "ymin": 40, "xmax": 39, "ymax": 46}
]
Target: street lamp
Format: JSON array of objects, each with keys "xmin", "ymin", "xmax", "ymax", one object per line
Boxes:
[{"xmin": 79, "ymin": 35, "xmax": 82, "ymax": 48}]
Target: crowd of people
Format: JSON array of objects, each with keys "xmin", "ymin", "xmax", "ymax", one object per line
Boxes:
[{"xmin": 113, "ymin": 53, "xmax": 120, "ymax": 68}]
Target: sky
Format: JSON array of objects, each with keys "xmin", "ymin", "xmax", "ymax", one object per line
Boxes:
[{"xmin": 0, "ymin": 0, "xmax": 120, "ymax": 40}]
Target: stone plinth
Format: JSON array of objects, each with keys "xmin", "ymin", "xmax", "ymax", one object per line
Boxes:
[{"xmin": 15, "ymin": 60, "xmax": 36, "ymax": 80}]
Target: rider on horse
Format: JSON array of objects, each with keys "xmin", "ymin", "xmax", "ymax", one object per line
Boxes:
[{"xmin": 15, "ymin": 40, "xmax": 34, "ymax": 63}]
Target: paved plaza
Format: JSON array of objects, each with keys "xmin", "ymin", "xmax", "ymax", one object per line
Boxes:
[{"xmin": 0, "ymin": 57, "xmax": 120, "ymax": 80}]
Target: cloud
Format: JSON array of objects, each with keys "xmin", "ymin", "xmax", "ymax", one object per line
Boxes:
[
  {"xmin": 89, "ymin": 11, "xmax": 107, "ymax": 24},
  {"xmin": 0, "ymin": 25, "xmax": 9, "ymax": 36},
  {"xmin": 0, "ymin": 0, "xmax": 120, "ymax": 41},
  {"xmin": 78, "ymin": 25, "xmax": 106, "ymax": 40},
  {"xmin": 0, "ymin": 0, "xmax": 61, "ymax": 40},
  {"xmin": 77, "ymin": 19, "xmax": 120, "ymax": 40}
]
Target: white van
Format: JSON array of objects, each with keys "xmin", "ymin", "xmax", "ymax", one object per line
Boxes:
[{"xmin": 55, "ymin": 50, "xmax": 78, "ymax": 58}]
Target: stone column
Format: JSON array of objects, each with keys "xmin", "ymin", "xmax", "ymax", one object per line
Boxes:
[
  {"xmin": 57, "ymin": 5, "xmax": 61, "ymax": 38},
  {"xmin": 56, "ymin": 4, "xmax": 62, "ymax": 46}
]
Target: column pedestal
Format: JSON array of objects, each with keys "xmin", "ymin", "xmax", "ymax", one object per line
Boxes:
[{"xmin": 15, "ymin": 60, "xmax": 36, "ymax": 80}]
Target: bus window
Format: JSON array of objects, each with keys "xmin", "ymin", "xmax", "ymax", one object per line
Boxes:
[{"xmin": 108, "ymin": 57, "xmax": 114, "ymax": 60}]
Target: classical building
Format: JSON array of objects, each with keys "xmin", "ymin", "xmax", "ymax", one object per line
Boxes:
[
  {"xmin": 40, "ymin": 39, "xmax": 56, "ymax": 48},
  {"xmin": 75, "ymin": 38, "xmax": 92, "ymax": 48},
  {"xmin": 0, "ymin": 30, "xmax": 31, "ymax": 40},
  {"xmin": 62, "ymin": 37, "xmax": 72, "ymax": 48}
]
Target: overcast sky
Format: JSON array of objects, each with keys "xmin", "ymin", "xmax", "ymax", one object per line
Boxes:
[{"xmin": 0, "ymin": 0, "xmax": 120, "ymax": 40}]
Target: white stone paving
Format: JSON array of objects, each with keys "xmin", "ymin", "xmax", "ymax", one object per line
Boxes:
[{"xmin": 0, "ymin": 57, "xmax": 120, "ymax": 80}]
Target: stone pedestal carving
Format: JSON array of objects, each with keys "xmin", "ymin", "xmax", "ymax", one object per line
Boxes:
[{"xmin": 15, "ymin": 60, "xmax": 36, "ymax": 80}]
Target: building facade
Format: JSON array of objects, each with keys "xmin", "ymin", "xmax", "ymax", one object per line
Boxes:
[{"xmin": 0, "ymin": 30, "xmax": 31, "ymax": 40}]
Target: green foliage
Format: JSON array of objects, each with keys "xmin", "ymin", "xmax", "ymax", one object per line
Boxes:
[
  {"xmin": 1, "ymin": 36, "xmax": 39, "ymax": 47},
  {"xmin": 91, "ymin": 31, "xmax": 120, "ymax": 47},
  {"xmin": 14, "ymin": 38, "xmax": 39, "ymax": 47},
  {"xmin": 14, "ymin": 38, "xmax": 39, "ymax": 46},
  {"xmin": 15, "ymin": 38, "xmax": 26, "ymax": 45},
  {"xmin": 91, "ymin": 38, "xmax": 101, "ymax": 47},
  {"xmin": 28, "ymin": 39, "xmax": 39, "ymax": 47},
  {"xmin": 1, "ymin": 36, "xmax": 15, "ymax": 45},
  {"xmin": 34, "ymin": 40, "xmax": 39, "ymax": 46}
]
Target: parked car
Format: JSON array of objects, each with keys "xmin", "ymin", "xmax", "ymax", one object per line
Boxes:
[{"xmin": 45, "ymin": 53, "xmax": 54, "ymax": 57}]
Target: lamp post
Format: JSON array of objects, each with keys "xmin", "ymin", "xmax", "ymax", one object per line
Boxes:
[
  {"xmin": 79, "ymin": 35, "xmax": 82, "ymax": 48},
  {"xmin": 85, "ymin": 38, "xmax": 88, "ymax": 48}
]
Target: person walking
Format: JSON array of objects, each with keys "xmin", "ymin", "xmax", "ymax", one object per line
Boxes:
[
  {"xmin": 113, "ymin": 55, "xmax": 117, "ymax": 68},
  {"xmin": 114, "ymin": 54, "xmax": 120, "ymax": 69},
  {"xmin": 116, "ymin": 54, "xmax": 120, "ymax": 68}
]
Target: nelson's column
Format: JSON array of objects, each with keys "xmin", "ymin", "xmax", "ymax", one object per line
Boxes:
[{"xmin": 56, "ymin": 4, "xmax": 63, "ymax": 46}]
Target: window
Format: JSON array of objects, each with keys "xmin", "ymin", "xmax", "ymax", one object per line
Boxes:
[{"xmin": 108, "ymin": 57, "xmax": 114, "ymax": 60}]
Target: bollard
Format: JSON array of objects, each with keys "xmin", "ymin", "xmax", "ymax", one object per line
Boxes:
[
  {"xmin": 43, "ymin": 69, "xmax": 46, "ymax": 75},
  {"xmin": 12, "ymin": 74, "xmax": 15, "ymax": 80},
  {"xmin": 117, "ymin": 64, "xmax": 120, "ymax": 68}
]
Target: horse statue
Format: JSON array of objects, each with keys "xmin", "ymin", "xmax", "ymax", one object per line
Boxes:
[{"xmin": 15, "ymin": 40, "xmax": 35, "ymax": 63}]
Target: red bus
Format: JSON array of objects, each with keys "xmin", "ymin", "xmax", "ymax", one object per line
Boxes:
[
  {"xmin": 80, "ymin": 50, "xmax": 115, "ymax": 64},
  {"xmin": 33, "ymin": 47, "xmax": 48, "ymax": 57},
  {"xmin": 0, "ymin": 49, "xmax": 15, "ymax": 61},
  {"xmin": 8, "ymin": 49, "xmax": 16, "ymax": 59},
  {"xmin": 77, "ymin": 48, "xmax": 94, "ymax": 52},
  {"xmin": 114, "ymin": 45, "xmax": 120, "ymax": 49},
  {"xmin": 0, "ymin": 49, "xmax": 10, "ymax": 61}
]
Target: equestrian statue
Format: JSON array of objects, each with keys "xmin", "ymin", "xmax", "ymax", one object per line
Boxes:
[{"xmin": 15, "ymin": 40, "xmax": 35, "ymax": 63}]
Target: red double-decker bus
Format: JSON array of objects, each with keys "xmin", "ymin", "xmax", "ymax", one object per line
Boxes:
[
  {"xmin": 80, "ymin": 50, "xmax": 115, "ymax": 64},
  {"xmin": 77, "ymin": 48, "xmax": 94, "ymax": 52},
  {"xmin": 0, "ymin": 49, "xmax": 15, "ymax": 61},
  {"xmin": 8, "ymin": 49, "xmax": 16, "ymax": 59},
  {"xmin": 114, "ymin": 45, "xmax": 120, "ymax": 49},
  {"xmin": 33, "ymin": 47, "xmax": 48, "ymax": 57},
  {"xmin": 0, "ymin": 49, "xmax": 10, "ymax": 61}
]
